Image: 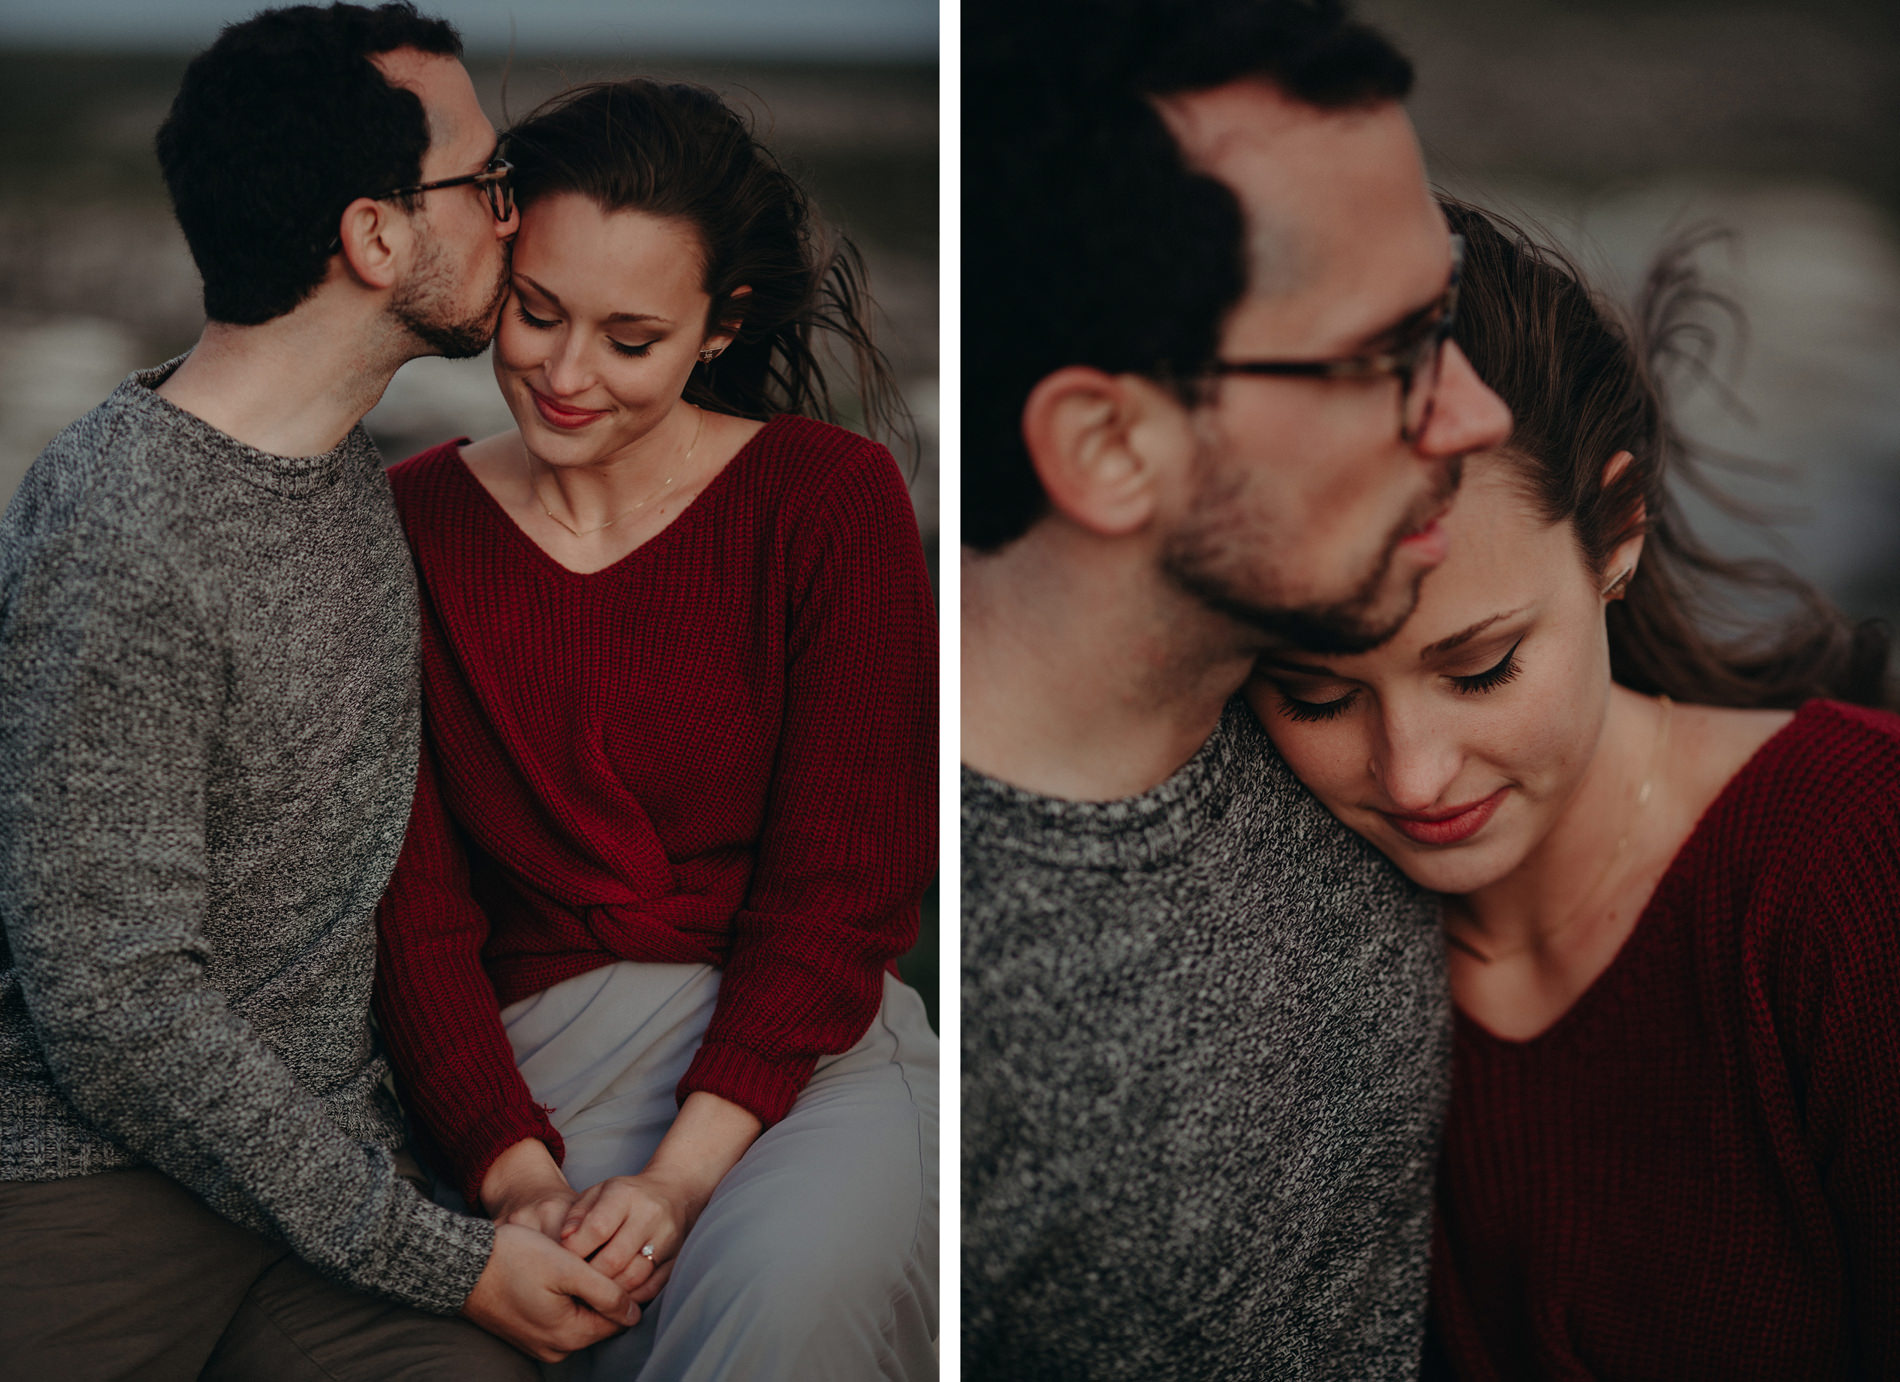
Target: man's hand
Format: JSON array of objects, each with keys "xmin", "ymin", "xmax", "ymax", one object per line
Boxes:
[
  {"xmin": 462, "ymin": 1222, "xmax": 636, "ymax": 1363},
  {"xmin": 481, "ymin": 1138, "xmax": 581, "ymax": 1241}
]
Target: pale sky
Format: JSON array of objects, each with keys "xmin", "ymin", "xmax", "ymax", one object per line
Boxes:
[{"xmin": 0, "ymin": 0, "xmax": 937, "ymax": 58}]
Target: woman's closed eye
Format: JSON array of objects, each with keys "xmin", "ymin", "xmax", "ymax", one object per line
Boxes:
[
  {"xmin": 513, "ymin": 302, "xmax": 655, "ymax": 358},
  {"xmin": 1447, "ymin": 638, "xmax": 1523, "ymax": 695},
  {"xmin": 1269, "ymin": 684, "xmax": 1360, "ymax": 723}
]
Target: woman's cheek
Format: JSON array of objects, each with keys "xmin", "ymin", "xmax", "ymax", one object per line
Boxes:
[
  {"xmin": 1263, "ymin": 714, "xmax": 1364, "ymax": 817},
  {"xmin": 493, "ymin": 319, "xmax": 536, "ymax": 378}
]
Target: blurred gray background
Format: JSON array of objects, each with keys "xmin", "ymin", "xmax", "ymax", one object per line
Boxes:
[
  {"xmin": 1366, "ymin": 0, "xmax": 1900, "ymax": 637},
  {"xmin": 0, "ymin": 0, "xmax": 940, "ymax": 1018}
]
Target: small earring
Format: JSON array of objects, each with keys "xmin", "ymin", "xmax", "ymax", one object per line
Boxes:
[
  {"xmin": 1602, "ymin": 567, "xmax": 1634, "ymax": 600},
  {"xmin": 697, "ymin": 348, "xmax": 722, "ymax": 364}
]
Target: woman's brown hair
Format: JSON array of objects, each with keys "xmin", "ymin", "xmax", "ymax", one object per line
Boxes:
[
  {"xmin": 502, "ymin": 79, "xmax": 912, "ymax": 460},
  {"xmin": 1444, "ymin": 196, "xmax": 1892, "ymax": 710}
]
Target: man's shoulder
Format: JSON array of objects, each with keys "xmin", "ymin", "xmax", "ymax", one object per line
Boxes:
[
  {"xmin": 961, "ymin": 700, "xmax": 1391, "ymax": 892},
  {"xmin": 2, "ymin": 384, "xmax": 180, "ymax": 561}
]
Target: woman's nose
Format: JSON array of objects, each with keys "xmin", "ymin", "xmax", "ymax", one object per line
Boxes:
[
  {"xmin": 1368, "ymin": 708, "xmax": 1464, "ymax": 813},
  {"xmin": 541, "ymin": 338, "xmax": 591, "ymax": 396}
]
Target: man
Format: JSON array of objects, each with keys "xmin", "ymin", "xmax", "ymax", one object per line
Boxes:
[
  {"xmin": 0, "ymin": 5, "xmax": 632, "ymax": 1375},
  {"xmin": 962, "ymin": 0, "xmax": 1513, "ymax": 1376}
]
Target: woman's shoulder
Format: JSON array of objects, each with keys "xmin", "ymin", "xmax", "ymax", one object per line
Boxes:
[
  {"xmin": 743, "ymin": 415, "xmax": 906, "ymax": 496},
  {"xmin": 735, "ymin": 415, "xmax": 916, "ymax": 537},
  {"xmin": 1731, "ymin": 698, "xmax": 1900, "ymax": 807},
  {"xmin": 385, "ymin": 436, "xmax": 473, "ymax": 507},
  {"xmin": 1688, "ymin": 698, "xmax": 1900, "ymax": 902}
]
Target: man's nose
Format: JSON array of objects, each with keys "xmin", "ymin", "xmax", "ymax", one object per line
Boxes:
[{"xmin": 1418, "ymin": 341, "xmax": 1511, "ymax": 459}]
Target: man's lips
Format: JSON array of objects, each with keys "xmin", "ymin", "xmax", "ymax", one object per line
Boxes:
[
  {"xmin": 1381, "ymin": 786, "xmax": 1508, "ymax": 846},
  {"xmin": 529, "ymin": 386, "xmax": 608, "ymax": 430},
  {"xmin": 1396, "ymin": 501, "xmax": 1452, "ymax": 564}
]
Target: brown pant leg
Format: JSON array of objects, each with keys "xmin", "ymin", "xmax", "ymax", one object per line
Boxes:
[
  {"xmin": 201, "ymin": 1252, "xmax": 537, "ymax": 1382},
  {"xmin": 0, "ymin": 1168, "xmax": 283, "ymax": 1382},
  {"xmin": 0, "ymin": 1166, "xmax": 535, "ymax": 1382}
]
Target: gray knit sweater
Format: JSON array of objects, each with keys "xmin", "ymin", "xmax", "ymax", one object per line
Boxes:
[
  {"xmin": 963, "ymin": 699, "xmax": 1450, "ymax": 1379},
  {"xmin": 0, "ymin": 361, "xmax": 491, "ymax": 1315}
]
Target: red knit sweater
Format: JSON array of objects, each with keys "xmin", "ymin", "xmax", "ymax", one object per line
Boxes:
[
  {"xmin": 1428, "ymin": 699, "xmax": 1900, "ymax": 1380},
  {"xmin": 371, "ymin": 416, "xmax": 936, "ymax": 1207}
]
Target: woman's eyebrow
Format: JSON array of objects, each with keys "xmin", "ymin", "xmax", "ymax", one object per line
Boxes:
[{"xmin": 1419, "ymin": 610, "xmax": 1523, "ymax": 660}]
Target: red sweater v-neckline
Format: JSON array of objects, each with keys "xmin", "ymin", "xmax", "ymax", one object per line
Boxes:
[
  {"xmin": 446, "ymin": 415, "xmax": 780, "ymax": 581},
  {"xmin": 1430, "ymin": 699, "xmax": 1900, "ymax": 1381},
  {"xmin": 1451, "ymin": 708, "xmax": 1800, "ymax": 1052}
]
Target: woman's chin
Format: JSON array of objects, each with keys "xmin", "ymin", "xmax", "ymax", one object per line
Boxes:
[{"xmin": 1343, "ymin": 813, "xmax": 1521, "ymax": 897}]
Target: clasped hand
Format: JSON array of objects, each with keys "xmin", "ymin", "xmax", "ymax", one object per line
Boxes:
[{"xmin": 486, "ymin": 1165, "xmax": 693, "ymax": 1301}]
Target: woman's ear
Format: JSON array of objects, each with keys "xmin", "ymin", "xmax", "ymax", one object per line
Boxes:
[
  {"xmin": 1020, "ymin": 368, "xmax": 1188, "ymax": 538},
  {"xmin": 1599, "ymin": 450, "xmax": 1647, "ymax": 600},
  {"xmin": 701, "ymin": 285, "xmax": 751, "ymax": 359}
]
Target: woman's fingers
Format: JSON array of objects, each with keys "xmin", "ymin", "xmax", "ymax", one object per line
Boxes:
[
  {"xmin": 563, "ymin": 1181, "xmax": 664, "ymax": 1276},
  {"xmin": 607, "ymin": 1235, "xmax": 666, "ymax": 1292},
  {"xmin": 559, "ymin": 1183, "xmax": 621, "ymax": 1260},
  {"xmin": 625, "ymin": 1256, "xmax": 674, "ymax": 1302}
]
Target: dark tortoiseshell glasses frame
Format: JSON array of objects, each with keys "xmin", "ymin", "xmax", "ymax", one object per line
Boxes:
[
  {"xmin": 1204, "ymin": 233, "xmax": 1465, "ymax": 444},
  {"xmin": 325, "ymin": 156, "xmax": 515, "ymax": 254}
]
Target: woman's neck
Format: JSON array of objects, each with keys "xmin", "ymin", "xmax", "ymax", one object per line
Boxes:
[
  {"xmin": 462, "ymin": 404, "xmax": 765, "ymax": 575},
  {"xmin": 527, "ymin": 399, "xmax": 710, "ymax": 528},
  {"xmin": 1445, "ymin": 686, "xmax": 1680, "ymax": 1036}
]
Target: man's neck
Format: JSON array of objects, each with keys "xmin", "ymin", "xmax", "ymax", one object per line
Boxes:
[
  {"xmin": 156, "ymin": 300, "xmax": 409, "ymax": 458},
  {"xmin": 961, "ymin": 529, "xmax": 1258, "ymax": 803}
]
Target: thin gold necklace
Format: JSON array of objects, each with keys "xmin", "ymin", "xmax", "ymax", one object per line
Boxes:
[
  {"xmin": 531, "ymin": 404, "xmax": 704, "ymax": 539},
  {"xmin": 1446, "ymin": 694, "xmax": 1673, "ymax": 965}
]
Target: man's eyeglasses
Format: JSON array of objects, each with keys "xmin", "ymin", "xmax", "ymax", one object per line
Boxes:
[
  {"xmin": 1205, "ymin": 233, "xmax": 1465, "ymax": 444},
  {"xmin": 326, "ymin": 156, "xmax": 515, "ymax": 253}
]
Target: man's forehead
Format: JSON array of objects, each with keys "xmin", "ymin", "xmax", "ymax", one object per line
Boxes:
[
  {"xmin": 1155, "ymin": 79, "xmax": 1445, "ymax": 332},
  {"xmin": 370, "ymin": 48, "xmax": 491, "ymax": 165},
  {"xmin": 1155, "ymin": 78, "xmax": 1361, "ymax": 165}
]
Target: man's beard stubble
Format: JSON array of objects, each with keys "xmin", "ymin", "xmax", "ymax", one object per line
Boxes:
[
  {"xmin": 391, "ymin": 228, "xmax": 511, "ymax": 360},
  {"xmin": 1161, "ymin": 454, "xmax": 1463, "ymax": 657}
]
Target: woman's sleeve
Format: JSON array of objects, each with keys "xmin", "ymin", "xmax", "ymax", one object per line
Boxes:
[
  {"xmin": 1786, "ymin": 754, "xmax": 1900, "ymax": 1375},
  {"xmin": 675, "ymin": 443, "xmax": 937, "ymax": 1124},
  {"xmin": 374, "ymin": 737, "xmax": 566, "ymax": 1209}
]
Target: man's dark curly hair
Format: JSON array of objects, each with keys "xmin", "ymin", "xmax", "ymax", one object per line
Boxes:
[
  {"xmin": 156, "ymin": 3, "xmax": 463, "ymax": 325},
  {"xmin": 964, "ymin": 0, "xmax": 1414, "ymax": 551}
]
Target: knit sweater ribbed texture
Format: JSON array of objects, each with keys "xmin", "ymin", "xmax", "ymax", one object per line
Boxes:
[
  {"xmin": 963, "ymin": 699, "xmax": 1450, "ymax": 1380},
  {"xmin": 0, "ymin": 360, "xmax": 492, "ymax": 1315},
  {"xmin": 1429, "ymin": 698, "xmax": 1900, "ymax": 1381},
  {"xmin": 373, "ymin": 417, "xmax": 937, "ymax": 1207}
]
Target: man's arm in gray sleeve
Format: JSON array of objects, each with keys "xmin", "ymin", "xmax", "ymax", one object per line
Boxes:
[{"xmin": 0, "ymin": 531, "xmax": 492, "ymax": 1315}]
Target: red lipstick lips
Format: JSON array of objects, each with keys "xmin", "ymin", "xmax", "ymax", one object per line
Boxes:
[
  {"xmin": 529, "ymin": 385, "xmax": 607, "ymax": 430},
  {"xmin": 1382, "ymin": 786, "xmax": 1507, "ymax": 846}
]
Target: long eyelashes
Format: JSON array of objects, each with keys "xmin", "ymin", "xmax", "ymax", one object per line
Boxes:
[
  {"xmin": 1449, "ymin": 639, "xmax": 1523, "ymax": 695},
  {"xmin": 1277, "ymin": 691, "xmax": 1357, "ymax": 723},
  {"xmin": 512, "ymin": 305, "xmax": 655, "ymax": 357},
  {"xmin": 1271, "ymin": 637, "xmax": 1525, "ymax": 723}
]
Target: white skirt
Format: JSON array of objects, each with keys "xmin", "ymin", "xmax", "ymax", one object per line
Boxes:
[{"xmin": 489, "ymin": 962, "xmax": 938, "ymax": 1381}]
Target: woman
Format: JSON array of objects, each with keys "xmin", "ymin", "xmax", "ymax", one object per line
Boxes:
[
  {"xmin": 1246, "ymin": 199, "xmax": 1899, "ymax": 1379},
  {"xmin": 372, "ymin": 80, "xmax": 937, "ymax": 1379}
]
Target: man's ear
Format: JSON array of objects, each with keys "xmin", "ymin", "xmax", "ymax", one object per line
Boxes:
[
  {"xmin": 1021, "ymin": 367, "xmax": 1188, "ymax": 538},
  {"xmin": 335, "ymin": 196, "xmax": 411, "ymax": 291}
]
